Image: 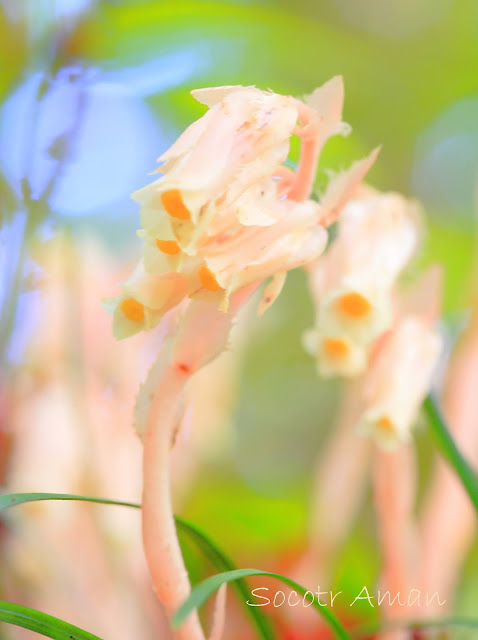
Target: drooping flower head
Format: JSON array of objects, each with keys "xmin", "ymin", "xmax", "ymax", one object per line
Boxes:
[
  {"xmin": 305, "ymin": 188, "xmax": 422, "ymax": 377},
  {"xmin": 106, "ymin": 79, "xmax": 377, "ymax": 339}
]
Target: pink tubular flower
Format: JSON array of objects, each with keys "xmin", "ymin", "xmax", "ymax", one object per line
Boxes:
[
  {"xmin": 358, "ymin": 318, "xmax": 441, "ymax": 447},
  {"xmin": 358, "ymin": 267, "xmax": 442, "ymax": 448},
  {"xmin": 104, "ymin": 262, "xmax": 188, "ymax": 340},
  {"xmin": 305, "ymin": 189, "xmax": 421, "ymax": 377},
  {"xmin": 106, "ymin": 78, "xmax": 378, "ymax": 338}
]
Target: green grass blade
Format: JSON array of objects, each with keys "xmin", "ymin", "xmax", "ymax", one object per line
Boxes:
[
  {"xmin": 174, "ymin": 519, "xmax": 276, "ymax": 639},
  {"xmin": 0, "ymin": 601, "xmax": 102, "ymax": 640},
  {"xmin": 0, "ymin": 492, "xmax": 139, "ymax": 511},
  {"xmin": 172, "ymin": 568, "xmax": 351, "ymax": 640},
  {"xmin": 0, "ymin": 493, "xmax": 275, "ymax": 640},
  {"xmin": 424, "ymin": 394, "xmax": 478, "ymax": 512}
]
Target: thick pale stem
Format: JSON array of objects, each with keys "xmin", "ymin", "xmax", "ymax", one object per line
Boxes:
[
  {"xmin": 373, "ymin": 445, "xmax": 418, "ymax": 640},
  {"xmin": 141, "ymin": 291, "xmax": 256, "ymax": 639},
  {"xmin": 142, "ymin": 363, "xmax": 205, "ymax": 640}
]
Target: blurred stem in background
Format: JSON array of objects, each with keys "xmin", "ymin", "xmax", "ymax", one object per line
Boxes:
[
  {"xmin": 424, "ymin": 394, "xmax": 478, "ymax": 513},
  {"xmin": 0, "ymin": 18, "xmax": 90, "ymax": 605},
  {"xmin": 420, "ymin": 300, "xmax": 478, "ymax": 613},
  {"xmin": 373, "ymin": 444, "xmax": 417, "ymax": 640},
  {"xmin": 0, "ymin": 69, "xmax": 87, "ymax": 368}
]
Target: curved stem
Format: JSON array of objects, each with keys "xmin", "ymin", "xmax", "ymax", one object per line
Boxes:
[
  {"xmin": 141, "ymin": 290, "xmax": 256, "ymax": 639},
  {"xmin": 142, "ymin": 363, "xmax": 205, "ymax": 640},
  {"xmin": 424, "ymin": 394, "xmax": 478, "ymax": 514}
]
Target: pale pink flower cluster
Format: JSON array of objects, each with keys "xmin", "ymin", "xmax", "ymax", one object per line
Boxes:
[
  {"xmin": 105, "ymin": 78, "xmax": 375, "ymax": 340},
  {"xmin": 305, "ymin": 189, "xmax": 442, "ymax": 447}
]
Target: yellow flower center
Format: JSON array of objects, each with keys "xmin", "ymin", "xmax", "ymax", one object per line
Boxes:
[
  {"xmin": 199, "ymin": 265, "xmax": 221, "ymax": 292},
  {"xmin": 336, "ymin": 292, "xmax": 371, "ymax": 319},
  {"xmin": 377, "ymin": 416, "xmax": 395, "ymax": 434},
  {"xmin": 120, "ymin": 298, "xmax": 145, "ymax": 322},
  {"xmin": 322, "ymin": 338, "xmax": 350, "ymax": 358},
  {"xmin": 160, "ymin": 189, "xmax": 191, "ymax": 220},
  {"xmin": 155, "ymin": 239, "xmax": 181, "ymax": 255}
]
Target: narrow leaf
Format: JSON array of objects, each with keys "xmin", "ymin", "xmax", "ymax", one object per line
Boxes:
[
  {"xmin": 0, "ymin": 601, "xmax": 102, "ymax": 640},
  {"xmin": 0, "ymin": 493, "xmax": 274, "ymax": 639},
  {"xmin": 0, "ymin": 493, "xmax": 139, "ymax": 511},
  {"xmin": 172, "ymin": 568, "xmax": 351, "ymax": 640},
  {"xmin": 424, "ymin": 394, "xmax": 478, "ymax": 513},
  {"xmin": 174, "ymin": 519, "xmax": 275, "ymax": 639}
]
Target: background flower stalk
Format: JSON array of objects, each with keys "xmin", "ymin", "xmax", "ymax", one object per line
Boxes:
[{"xmin": 419, "ymin": 300, "xmax": 478, "ymax": 615}]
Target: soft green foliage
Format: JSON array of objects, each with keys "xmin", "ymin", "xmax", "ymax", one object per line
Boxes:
[
  {"xmin": 0, "ymin": 492, "xmax": 139, "ymax": 511},
  {"xmin": 0, "ymin": 601, "xmax": 103, "ymax": 640},
  {"xmin": 76, "ymin": 0, "xmax": 478, "ymax": 199},
  {"xmin": 0, "ymin": 493, "xmax": 274, "ymax": 639},
  {"xmin": 3, "ymin": 493, "xmax": 478, "ymax": 638},
  {"xmin": 173, "ymin": 568, "xmax": 351, "ymax": 639}
]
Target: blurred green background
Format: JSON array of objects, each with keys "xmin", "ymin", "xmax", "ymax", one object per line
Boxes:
[{"xmin": 1, "ymin": 0, "xmax": 478, "ymax": 637}]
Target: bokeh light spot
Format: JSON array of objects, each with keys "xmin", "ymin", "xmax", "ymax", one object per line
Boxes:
[
  {"xmin": 412, "ymin": 97, "xmax": 478, "ymax": 221},
  {"xmin": 0, "ymin": 70, "xmax": 168, "ymax": 216}
]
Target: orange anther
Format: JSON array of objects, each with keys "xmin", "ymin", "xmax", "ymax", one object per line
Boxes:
[
  {"xmin": 322, "ymin": 338, "xmax": 350, "ymax": 358},
  {"xmin": 199, "ymin": 266, "xmax": 221, "ymax": 292},
  {"xmin": 120, "ymin": 298, "xmax": 145, "ymax": 322},
  {"xmin": 377, "ymin": 416, "xmax": 395, "ymax": 434},
  {"xmin": 160, "ymin": 189, "xmax": 191, "ymax": 220},
  {"xmin": 155, "ymin": 239, "xmax": 181, "ymax": 255},
  {"xmin": 337, "ymin": 292, "xmax": 371, "ymax": 319}
]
